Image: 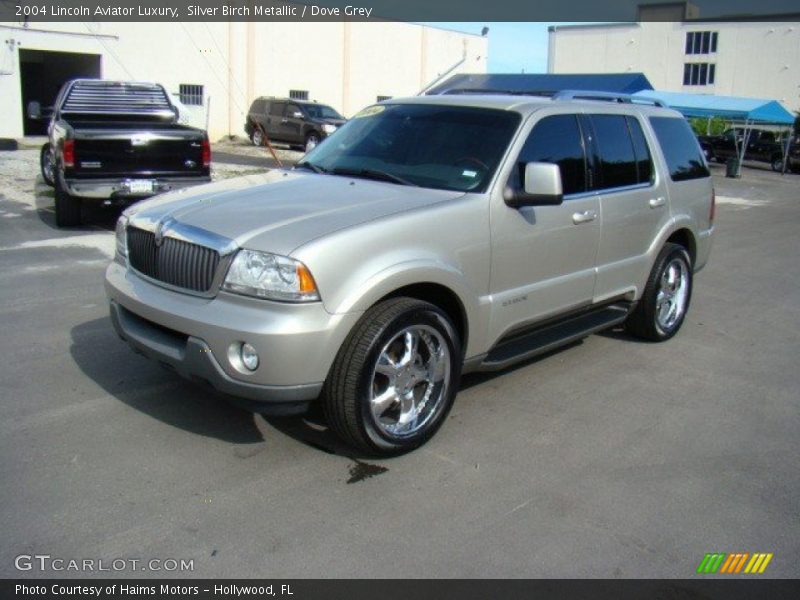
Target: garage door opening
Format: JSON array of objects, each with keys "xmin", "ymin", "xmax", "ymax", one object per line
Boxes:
[{"xmin": 19, "ymin": 49, "xmax": 101, "ymax": 135}]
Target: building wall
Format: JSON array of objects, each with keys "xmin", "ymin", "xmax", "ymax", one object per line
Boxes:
[
  {"xmin": 549, "ymin": 21, "xmax": 800, "ymax": 112},
  {"xmin": 0, "ymin": 21, "xmax": 486, "ymax": 140}
]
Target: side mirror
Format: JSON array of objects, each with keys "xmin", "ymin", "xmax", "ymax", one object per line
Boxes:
[
  {"xmin": 504, "ymin": 162, "xmax": 564, "ymax": 208},
  {"xmin": 27, "ymin": 101, "xmax": 41, "ymax": 120}
]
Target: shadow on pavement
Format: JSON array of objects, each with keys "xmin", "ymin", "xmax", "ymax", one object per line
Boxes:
[{"xmin": 70, "ymin": 316, "xmax": 265, "ymax": 444}]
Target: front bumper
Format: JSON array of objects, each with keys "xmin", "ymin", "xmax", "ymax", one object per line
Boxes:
[
  {"xmin": 105, "ymin": 261, "xmax": 362, "ymax": 413},
  {"xmin": 65, "ymin": 175, "xmax": 211, "ymax": 200}
]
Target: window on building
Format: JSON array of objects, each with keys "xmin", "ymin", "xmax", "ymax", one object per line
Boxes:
[
  {"xmin": 376, "ymin": 95, "xmax": 392, "ymax": 102},
  {"xmin": 178, "ymin": 84, "xmax": 204, "ymax": 106},
  {"xmin": 289, "ymin": 89, "xmax": 309, "ymax": 101},
  {"xmin": 649, "ymin": 117, "xmax": 710, "ymax": 182},
  {"xmin": 683, "ymin": 62, "xmax": 716, "ymax": 86},
  {"xmin": 685, "ymin": 31, "xmax": 718, "ymax": 55},
  {"xmin": 513, "ymin": 114, "xmax": 587, "ymax": 196},
  {"xmin": 589, "ymin": 114, "xmax": 639, "ymax": 190}
]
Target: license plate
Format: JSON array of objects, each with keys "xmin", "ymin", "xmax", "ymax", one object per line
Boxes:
[{"xmin": 128, "ymin": 180, "xmax": 154, "ymax": 194}]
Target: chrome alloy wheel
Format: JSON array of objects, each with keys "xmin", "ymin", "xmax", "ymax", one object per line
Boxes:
[
  {"xmin": 656, "ymin": 258, "xmax": 689, "ymax": 332},
  {"xmin": 369, "ymin": 325, "xmax": 451, "ymax": 438}
]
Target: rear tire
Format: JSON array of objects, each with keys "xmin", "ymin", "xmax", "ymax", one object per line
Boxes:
[
  {"xmin": 251, "ymin": 128, "xmax": 264, "ymax": 147},
  {"xmin": 40, "ymin": 144, "xmax": 55, "ymax": 187},
  {"xmin": 770, "ymin": 155, "xmax": 784, "ymax": 173},
  {"xmin": 54, "ymin": 176, "xmax": 82, "ymax": 227},
  {"xmin": 626, "ymin": 243, "xmax": 693, "ymax": 342},
  {"xmin": 322, "ymin": 298, "xmax": 461, "ymax": 456}
]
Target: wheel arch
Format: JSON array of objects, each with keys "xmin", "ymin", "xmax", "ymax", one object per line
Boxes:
[{"xmin": 665, "ymin": 227, "xmax": 697, "ymax": 266}]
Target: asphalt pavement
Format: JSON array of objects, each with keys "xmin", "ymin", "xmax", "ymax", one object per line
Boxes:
[{"xmin": 0, "ymin": 155, "xmax": 797, "ymax": 579}]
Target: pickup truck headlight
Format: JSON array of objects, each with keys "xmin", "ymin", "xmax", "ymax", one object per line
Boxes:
[
  {"xmin": 115, "ymin": 214, "xmax": 129, "ymax": 260},
  {"xmin": 222, "ymin": 249, "xmax": 320, "ymax": 302},
  {"xmin": 322, "ymin": 123, "xmax": 337, "ymax": 134}
]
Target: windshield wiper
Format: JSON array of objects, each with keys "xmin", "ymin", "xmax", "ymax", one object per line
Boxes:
[
  {"xmin": 294, "ymin": 161, "xmax": 328, "ymax": 174},
  {"xmin": 331, "ymin": 167, "xmax": 417, "ymax": 187}
]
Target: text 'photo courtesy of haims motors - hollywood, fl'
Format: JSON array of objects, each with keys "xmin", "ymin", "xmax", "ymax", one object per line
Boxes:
[{"xmin": 0, "ymin": 0, "xmax": 798, "ymax": 598}]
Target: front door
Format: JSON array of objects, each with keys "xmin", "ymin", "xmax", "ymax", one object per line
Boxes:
[{"xmin": 489, "ymin": 112, "xmax": 601, "ymax": 343}]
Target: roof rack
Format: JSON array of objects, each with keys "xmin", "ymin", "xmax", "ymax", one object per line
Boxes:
[{"xmin": 552, "ymin": 90, "xmax": 665, "ymax": 107}]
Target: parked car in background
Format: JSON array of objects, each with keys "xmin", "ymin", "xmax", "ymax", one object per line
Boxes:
[
  {"xmin": 697, "ymin": 127, "xmax": 792, "ymax": 172},
  {"xmin": 33, "ymin": 79, "xmax": 211, "ymax": 227},
  {"xmin": 107, "ymin": 93, "xmax": 715, "ymax": 455},
  {"xmin": 244, "ymin": 97, "xmax": 345, "ymax": 152}
]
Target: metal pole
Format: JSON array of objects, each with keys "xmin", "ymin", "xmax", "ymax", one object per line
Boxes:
[
  {"xmin": 737, "ymin": 120, "xmax": 752, "ymax": 178},
  {"xmin": 781, "ymin": 127, "xmax": 791, "ymax": 175}
]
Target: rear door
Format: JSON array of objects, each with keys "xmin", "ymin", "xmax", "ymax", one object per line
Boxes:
[
  {"xmin": 489, "ymin": 112, "xmax": 601, "ymax": 339},
  {"xmin": 587, "ymin": 112, "xmax": 669, "ymax": 302},
  {"xmin": 266, "ymin": 101, "xmax": 286, "ymax": 140}
]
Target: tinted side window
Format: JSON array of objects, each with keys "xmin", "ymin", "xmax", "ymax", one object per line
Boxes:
[
  {"xmin": 269, "ymin": 102, "xmax": 285, "ymax": 116},
  {"xmin": 626, "ymin": 117, "xmax": 654, "ymax": 184},
  {"xmin": 590, "ymin": 114, "xmax": 638, "ymax": 189},
  {"xmin": 514, "ymin": 114, "xmax": 586, "ymax": 195},
  {"xmin": 649, "ymin": 117, "xmax": 710, "ymax": 181}
]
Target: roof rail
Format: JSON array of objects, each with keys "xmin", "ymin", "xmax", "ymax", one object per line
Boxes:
[{"xmin": 552, "ymin": 90, "xmax": 665, "ymax": 107}]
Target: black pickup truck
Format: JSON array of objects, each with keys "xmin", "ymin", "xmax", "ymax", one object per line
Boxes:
[
  {"xmin": 697, "ymin": 128, "xmax": 794, "ymax": 172},
  {"xmin": 33, "ymin": 79, "xmax": 211, "ymax": 227}
]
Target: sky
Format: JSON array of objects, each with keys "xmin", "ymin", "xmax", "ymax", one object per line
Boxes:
[{"xmin": 426, "ymin": 22, "xmax": 570, "ymax": 74}]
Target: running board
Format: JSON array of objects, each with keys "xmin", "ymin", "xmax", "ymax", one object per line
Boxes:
[{"xmin": 479, "ymin": 303, "xmax": 632, "ymax": 372}]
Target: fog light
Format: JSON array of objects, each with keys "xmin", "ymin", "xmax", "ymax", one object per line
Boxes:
[{"xmin": 241, "ymin": 343, "xmax": 259, "ymax": 371}]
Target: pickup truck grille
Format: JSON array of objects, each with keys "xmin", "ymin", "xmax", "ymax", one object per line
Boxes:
[{"xmin": 127, "ymin": 226, "xmax": 220, "ymax": 293}]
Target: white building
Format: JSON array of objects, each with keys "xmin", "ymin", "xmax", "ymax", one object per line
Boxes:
[
  {"xmin": 0, "ymin": 21, "xmax": 486, "ymax": 140},
  {"xmin": 548, "ymin": 2, "xmax": 800, "ymax": 112}
]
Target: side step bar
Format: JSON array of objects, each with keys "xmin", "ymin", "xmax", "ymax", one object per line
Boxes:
[{"xmin": 479, "ymin": 303, "xmax": 632, "ymax": 372}]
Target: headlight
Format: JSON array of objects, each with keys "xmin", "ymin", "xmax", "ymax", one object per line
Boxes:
[
  {"xmin": 322, "ymin": 123, "xmax": 337, "ymax": 134},
  {"xmin": 115, "ymin": 214, "xmax": 129, "ymax": 259},
  {"xmin": 222, "ymin": 249, "xmax": 320, "ymax": 302}
]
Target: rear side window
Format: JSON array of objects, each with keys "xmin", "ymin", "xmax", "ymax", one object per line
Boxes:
[
  {"xmin": 627, "ymin": 117, "xmax": 654, "ymax": 184},
  {"xmin": 649, "ymin": 117, "xmax": 710, "ymax": 181},
  {"xmin": 590, "ymin": 114, "xmax": 638, "ymax": 189},
  {"xmin": 514, "ymin": 114, "xmax": 587, "ymax": 195},
  {"xmin": 269, "ymin": 102, "xmax": 285, "ymax": 116}
]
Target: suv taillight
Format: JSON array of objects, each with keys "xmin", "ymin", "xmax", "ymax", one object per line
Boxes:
[
  {"xmin": 710, "ymin": 188, "xmax": 716, "ymax": 224},
  {"xmin": 201, "ymin": 139, "xmax": 211, "ymax": 168},
  {"xmin": 62, "ymin": 140, "xmax": 75, "ymax": 168}
]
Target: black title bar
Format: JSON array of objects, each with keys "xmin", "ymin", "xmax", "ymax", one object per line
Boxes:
[{"xmin": 3, "ymin": 0, "xmax": 800, "ymax": 23}]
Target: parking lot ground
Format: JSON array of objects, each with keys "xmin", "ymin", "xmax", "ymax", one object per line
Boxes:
[{"xmin": 0, "ymin": 152, "xmax": 798, "ymax": 578}]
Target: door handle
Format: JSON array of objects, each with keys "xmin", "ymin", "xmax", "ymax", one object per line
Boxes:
[
  {"xmin": 572, "ymin": 210, "xmax": 597, "ymax": 224},
  {"xmin": 649, "ymin": 197, "xmax": 666, "ymax": 208},
  {"xmin": 281, "ymin": 118, "xmax": 289, "ymax": 124}
]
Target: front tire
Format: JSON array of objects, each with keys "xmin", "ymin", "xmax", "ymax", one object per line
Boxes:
[
  {"xmin": 54, "ymin": 175, "xmax": 82, "ymax": 227},
  {"xmin": 771, "ymin": 155, "xmax": 784, "ymax": 172},
  {"xmin": 322, "ymin": 298, "xmax": 462, "ymax": 456},
  {"xmin": 626, "ymin": 243, "xmax": 693, "ymax": 341},
  {"xmin": 40, "ymin": 144, "xmax": 55, "ymax": 187}
]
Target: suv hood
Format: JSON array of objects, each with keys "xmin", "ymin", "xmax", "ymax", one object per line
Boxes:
[{"xmin": 126, "ymin": 170, "xmax": 463, "ymax": 256}]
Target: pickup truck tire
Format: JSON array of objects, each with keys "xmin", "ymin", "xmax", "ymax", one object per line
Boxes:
[
  {"xmin": 626, "ymin": 243, "xmax": 693, "ymax": 342},
  {"xmin": 40, "ymin": 144, "xmax": 55, "ymax": 187},
  {"xmin": 322, "ymin": 297, "xmax": 461, "ymax": 456},
  {"xmin": 771, "ymin": 155, "xmax": 784, "ymax": 173},
  {"xmin": 54, "ymin": 176, "xmax": 82, "ymax": 227}
]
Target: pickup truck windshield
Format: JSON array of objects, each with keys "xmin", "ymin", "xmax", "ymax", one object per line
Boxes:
[{"xmin": 301, "ymin": 104, "xmax": 521, "ymax": 192}]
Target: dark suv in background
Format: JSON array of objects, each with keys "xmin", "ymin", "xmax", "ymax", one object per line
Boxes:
[{"xmin": 244, "ymin": 97, "xmax": 345, "ymax": 152}]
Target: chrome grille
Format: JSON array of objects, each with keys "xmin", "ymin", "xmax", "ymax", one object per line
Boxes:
[{"xmin": 127, "ymin": 226, "xmax": 220, "ymax": 293}]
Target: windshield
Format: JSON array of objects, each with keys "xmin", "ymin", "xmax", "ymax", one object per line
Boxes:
[
  {"xmin": 301, "ymin": 103, "xmax": 521, "ymax": 192},
  {"xmin": 304, "ymin": 104, "xmax": 343, "ymax": 120}
]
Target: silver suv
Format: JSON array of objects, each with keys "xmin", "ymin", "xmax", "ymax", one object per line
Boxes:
[{"xmin": 106, "ymin": 92, "xmax": 715, "ymax": 455}]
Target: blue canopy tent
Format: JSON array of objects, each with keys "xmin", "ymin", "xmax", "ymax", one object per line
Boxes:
[
  {"xmin": 633, "ymin": 90, "xmax": 795, "ymax": 175},
  {"xmin": 425, "ymin": 73, "xmax": 654, "ymax": 96}
]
